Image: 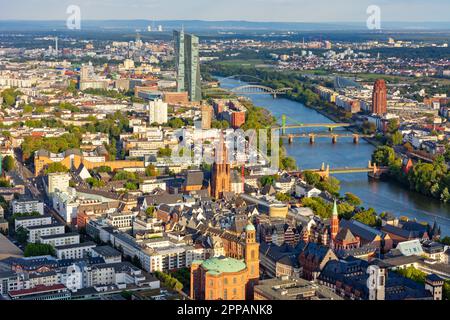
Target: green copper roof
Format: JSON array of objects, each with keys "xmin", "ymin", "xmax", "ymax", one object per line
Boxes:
[
  {"xmin": 245, "ymin": 223, "xmax": 255, "ymax": 232},
  {"xmin": 201, "ymin": 257, "xmax": 246, "ymax": 274},
  {"xmin": 332, "ymin": 200, "xmax": 338, "ymax": 217}
]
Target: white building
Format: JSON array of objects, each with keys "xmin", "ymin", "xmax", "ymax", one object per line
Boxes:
[
  {"xmin": 140, "ymin": 179, "xmax": 167, "ymax": 194},
  {"xmin": 148, "ymin": 99, "xmax": 168, "ymax": 125},
  {"xmin": 47, "ymin": 173, "xmax": 70, "ymax": 194},
  {"xmin": 105, "ymin": 212, "xmax": 138, "ymax": 231},
  {"xmin": 12, "ymin": 199, "xmax": 44, "ymax": 215},
  {"xmin": 55, "ymin": 242, "xmax": 97, "ymax": 260},
  {"xmin": 15, "ymin": 215, "xmax": 52, "ymax": 231},
  {"xmin": 39, "ymin": 232, "xmax": 80, "ymax": 248},
  {"xmin": 52, "ymin": 190, "xmax": 80, "ymax": 224},
  {"xmin": 26, "ymin": 223, "xmax": 65, "ymax": 243}
]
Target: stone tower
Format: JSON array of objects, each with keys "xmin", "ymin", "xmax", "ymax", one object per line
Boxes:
[
  {"xmin": 372, "ymin": 79, "xmax": 387, "ymax": 115},
  {"xmin": 244, "ymin": 222, "xmax": 259, "ymax": 299},
  {"xmin": 331, "ymin": 200, "xmax": 339, "ymax": 242},
  {"xmin": 211, "ymin": 136, "xmax": 231, "ymax": 199}
]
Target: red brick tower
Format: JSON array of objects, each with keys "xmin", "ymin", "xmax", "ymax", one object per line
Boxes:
[
  {"xmin": 372, "ymin": 79, "xmax": 387, "ymax": 115},
  {"xmin": 211, "ymin": 135, "xmax": 231, "ymax": 199}
]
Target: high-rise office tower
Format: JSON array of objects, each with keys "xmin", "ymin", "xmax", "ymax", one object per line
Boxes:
[
  {"xmin": 372, "ymin": 79, "xmax": 387, "ymax": 115},
  {"xmin": 149, "ymin": 99, "xmax": 168, "ymax": 125},
  {"xmin": 201, "ymin": 105, "xmax": 213, "ymax": 129},
  {"xmin": 174, "ymin": 29, "xmax": 201, "ymax": 102}
]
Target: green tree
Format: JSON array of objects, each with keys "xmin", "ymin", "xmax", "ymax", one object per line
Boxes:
[
  {"xmin": 157, "ymin": 147, "xmax": 172, "ymax": 158},
  {"xmin": 145, "ymin": 164, "xmax": 158, "ymax": 177},
  {"xmin": 352, "ymin": 208, "xmax": 380, "ymax": 227},
  {"xmin": 372, "ymin": 146, "xmax": 396, "ymax": 166},
  {"xmin": 275, "ymin": 193, "xmax": 291, "ymax": 202},
  {"xmin": 2, "ymin": 155, "xmax": 15, "ymax": 172},
  {"xmin": 24, "ymin": 243, "xmax": 55, "ymax": 257},
  {"xmin": 45, "ymin": 162, "xmax": 69, "ymax": 174},
  {"xmin": 344, "ymin": 193, "xmax": 362, "ymax": 206},
  {"xmin": 260, "ymin": 175, "xmax": 276, "ymax": 187},
  {"xmin": 15, "ymin": 226, "xmax": 29, "ymax": 244},
  {"xmin": 303, "ymin": 171, "xmax": 321, "ymax": 187}
]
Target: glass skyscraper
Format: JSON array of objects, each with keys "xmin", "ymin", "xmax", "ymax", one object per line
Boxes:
[{"xmin": 174, "ymin": 30, "xmax": 201, "ymax": 102}]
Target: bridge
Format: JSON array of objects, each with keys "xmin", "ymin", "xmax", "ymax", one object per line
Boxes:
[
  {"xmin": 281, "ymin": 132, "xmax": 374, "ymax": 144},
  {"xmin": 218, "ymin": 74, "xmax": 264, "ymax": 84},
  {"xmin": 294, "ymin": 162, "xmax": 389, "ymax": 179},
  {"xmin": 230, "ymin": 85, "xmax": 292, "ymax": 98}
]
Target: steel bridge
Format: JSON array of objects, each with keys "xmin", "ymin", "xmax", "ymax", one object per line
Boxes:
[
  {"xmin": 281, "ymin": 132, "xmax": 374, "ymax": 144},
  {"xmin": 230, "ymin": 85, "xmax": 292, "ymax": 97},
  {"xmin": 295, "ymin": 162, "xmax": 389, "ymax": 179}
]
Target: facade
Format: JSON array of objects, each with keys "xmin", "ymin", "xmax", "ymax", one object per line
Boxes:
[
  {"xmin": 372, "ymin": 79, "xmax": 387, "ymax": 115},
  {"xmin": 174, "ymin": 30, "xmax": 201, "ymax": 102},
  {"xmin": 149, "ymin": 99, "xmax": 168, "ymax": 125},
  {"xmin": 211, "ymin": 138, "xmax": 231, "ymax": 199},
  {"xmin": 55, "ymin": 242, "xmax": 97, "ymax": 260},
  {"xmin": 190, "ymin": 223, "xmax": 260, "ymax": 300},
  {"xmin": 12, "ymin": 199, "xmax": 44, "ymax": 215},
  {"xmin": 201, "ymin": 105, "xmax": 213, "ymax": 130},
  {"xmin": 15, "ymin": 215, "xmax": 52, "ymax": 231},
  {"xmin": 35, "ymin": 149, "xmax": 144, "ymax": 177},
  {"xmin": 26, "ymin": 223, "xmax": 65, "ymax": 243},
  {"xmin": 47, "ymin": 173, "xmax": 70, "ymax": 194},
  {"xmin": 40, "ymin": 232, "xmax": 80, "ymax": 247}
]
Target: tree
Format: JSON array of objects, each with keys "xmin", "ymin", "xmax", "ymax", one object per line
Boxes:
[
  {"xmin": 2, "ymin": 155, "xmax": 15, "ymax": 172},
  {"xmin": 24, "ymin": 243, "xmax": 55, "ymax": 257},
  {"xmin": 145, "ymin": 206, "xmax": 156, "ymax": 217},
  {"xmin": 280, "ymin": 156, "xmax": 297, "ymax": 171},
  {"xmin": 352, "ymin": 208, "xmax": 380, "ymax": 227},
  {"xmin": 145, "ymin": 164, "xmax": 158, "ymax": 177},
  {"xmin": 45, "ymin": 162, "xmax": 69, "ymax": 174},
  {"xmin": 372, "ymin": 146, "xmax": 396, "ymax": 166},
  {"xmin": 345, "ymin": 193, "xmax": 362, "ymax": 206},
  {"xmin": 157, "ymin": 147, "xmax": 172, "ymax": 158},
  {"xmin": 389, "ymin": 131, "xmax": 403, "ymax": 146},
  {"xmin": 15, "ymin": 226, "xmax": 28, "ymax": 245},
  {"xmin": 275, "ymin": 193, "xmax": 291, "ymax": 202},
  {"xmin": 303, "ymin": 171, "xmax": 321, "ymax": 187},
  {"xmin": 86, "ymin": 178, "xmax": 105, "ymax": 188},
  {"xmin": 260, "ymin": 175, "xmax": 276, "ymax": 187}
]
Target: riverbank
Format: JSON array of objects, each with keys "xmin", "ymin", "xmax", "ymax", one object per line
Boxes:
[{"xmin": 218, "ymin": 76, "xmax": 450, "ymax": 236}]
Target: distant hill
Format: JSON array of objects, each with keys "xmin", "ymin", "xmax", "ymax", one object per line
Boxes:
[{"xmin": 1, "ymin": 20, "xmax": 450, "ymax": 32}]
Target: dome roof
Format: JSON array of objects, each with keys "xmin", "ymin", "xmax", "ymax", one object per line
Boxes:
[{"xmin": 245, "ymin": 223, "xmax": 255, "ymax": 232}]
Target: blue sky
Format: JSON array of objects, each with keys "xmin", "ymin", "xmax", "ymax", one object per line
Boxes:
[{"xmin": 0, "ymin": 0, "xmax": 449, "ymax": 22}]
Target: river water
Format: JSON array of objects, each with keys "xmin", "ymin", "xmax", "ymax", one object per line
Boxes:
[{"xmin": 219, "ymin": 77, "xmax": 450, "ymax": 236}]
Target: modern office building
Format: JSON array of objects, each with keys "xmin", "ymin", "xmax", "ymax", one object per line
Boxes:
[
  {"xmin": 149, "ymin": 99, "xmax": 168, "ymax": 125},
  {"xmin": 174, "ymin": 29, "xmax": 201, "ymax": 102}
]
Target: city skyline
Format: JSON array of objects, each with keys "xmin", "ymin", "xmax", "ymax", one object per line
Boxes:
[{"xmin": 1, "ymin": 0, "xmax": 450, "ymax": 22}]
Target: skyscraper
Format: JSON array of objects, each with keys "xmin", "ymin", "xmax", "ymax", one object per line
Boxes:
[
  {"xmin": 149, "ymin": 99, "xmax": 168, "ymax": 125},
  {"xmin": 174, "ymin": 29, "xmax": 201, "ymax": 102},
  {"xmin": 372, "ymin": 79, "xmax": 387, "ymax": 115},
  {"xmin": 201, "ymin": 105, "xmax": 213, "ymax": 130}
]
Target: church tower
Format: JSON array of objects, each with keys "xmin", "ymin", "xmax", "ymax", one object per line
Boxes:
[
  {"xmin": 331, "ymin": 200, "xmax": 339, "ymax": 243},
  {"xmin": 244, "ymin": 222, "xmax": 259, "ymax": 299},
  {"xmin": 211, "ymin": 136, "xmax": 231, "ymax": 199}
]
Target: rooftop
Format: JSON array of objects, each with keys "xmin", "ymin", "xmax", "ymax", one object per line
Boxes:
[{"xmin": 199, "ymin": 256, "xmax": 246, "ymax": 275}]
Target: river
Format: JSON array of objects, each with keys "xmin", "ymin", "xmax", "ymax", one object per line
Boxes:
[{"xmin": 219, "ymin": 77, "xmax": 450, "ymax": 236}]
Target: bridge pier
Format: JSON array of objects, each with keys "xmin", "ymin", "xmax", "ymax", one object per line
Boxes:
[
  {"xmin": 288, "ymin": 135, "xmax": 294, "ymax": 144},
  {"xmin": 332, "ymin": 135, "xmax": 337, "ymax": 144}
]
